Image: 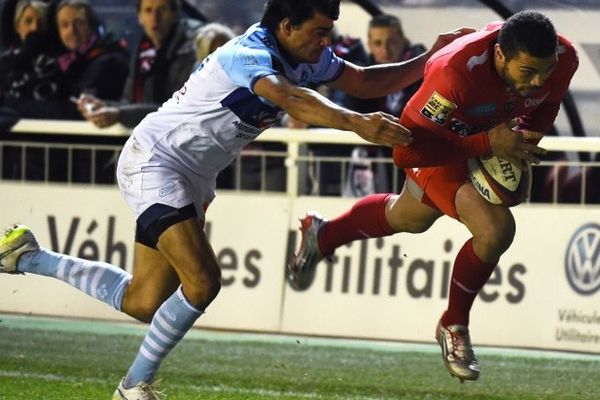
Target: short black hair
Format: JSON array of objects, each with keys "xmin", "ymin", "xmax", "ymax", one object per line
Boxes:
[
  {"xmin": 368, "ymin": 14, "xmax": 403, "ymax": 37},
  {"xmin": 498, "ymin": 10, "xmax": 557, "ymax": 60},
  {"xmin": 134, "ymin": 0, "xmax": 180, "ymax": 13},
  {"xmin": 260, "ymin": 0, "xmax": 340, "ymax": 32}
]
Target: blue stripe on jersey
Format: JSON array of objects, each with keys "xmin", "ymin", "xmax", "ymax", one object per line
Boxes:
[{"xmin": 221, "ymin": 87, "xmax": 282, "ymax": 129}]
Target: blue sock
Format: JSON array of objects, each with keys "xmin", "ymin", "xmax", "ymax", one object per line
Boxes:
[
  {"xmin": 18, "ymin": 249, "xmax": 131, "ymax": 310},
  {"xmin": 123, "ymin": 287, "xmax": 203, "ymax": 388}
]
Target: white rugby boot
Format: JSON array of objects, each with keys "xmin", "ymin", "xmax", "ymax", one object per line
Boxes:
[
  {"xmin": 287, "ymin": 212, "xmax": 329, "ymax": 290},
  {"xmin": 0, "ymin": 224, "xmax": 39, "ymax": 274},
  {"xmin": 435, "ymin": 320, "xmax": 480, "ymax": 382},
  {"xmin": 113, "ymin": 378, "xmax": 163, "ymax": 400}
]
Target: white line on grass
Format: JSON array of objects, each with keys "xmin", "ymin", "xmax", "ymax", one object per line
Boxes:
[{"xmin": 0, "ymin": 370, "xmax": 386, "ymax": 400}]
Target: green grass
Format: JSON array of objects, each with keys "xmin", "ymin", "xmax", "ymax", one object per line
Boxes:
[{"xmin": 0, "ymin": 316, "xmax": 599, "ymax": 399}]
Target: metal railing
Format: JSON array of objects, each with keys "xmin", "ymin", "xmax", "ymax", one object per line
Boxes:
[{"xmin": 3, "ymin": 120, "xmax": 600, "ymax": 204}]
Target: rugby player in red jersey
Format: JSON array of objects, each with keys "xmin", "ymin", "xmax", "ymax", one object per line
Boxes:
[{"xmin": 289, "ymin": 10, "xmax": 578, "ymax": 382}]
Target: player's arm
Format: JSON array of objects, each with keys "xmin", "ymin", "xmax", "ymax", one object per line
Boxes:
[
  {"xmin": 328, "ymin": 28, "xmax": 475, "ymax": 99},
  {"xmin": 393, "ymin": 65, "xmax": 545, "ymax": 168},
  {"xmin": 253, "ymin": 74, "xmax": 412, "ymax": 147}
]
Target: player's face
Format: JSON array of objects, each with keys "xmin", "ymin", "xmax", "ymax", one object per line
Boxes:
[
  {"xmin": 57, "ymin": 5, "xmax": 93, "ymax": 51},
  {"xmin": 368, "ymin": 26, "xmax": 406, "ymax": 64},
  {"xmin": 138, "ymin": 0, "xmax": 178, "ymax": 48},
  {"xmin": 496, "ymin": 45, "xmax": 558, "ymax": 97},
  {"xmin": 281, "ymin": 12, "xmax": 334, "ymax": 64},
  {"xmin": 15, "ymin": 6, "xmax": 44, "ymax": 42}
]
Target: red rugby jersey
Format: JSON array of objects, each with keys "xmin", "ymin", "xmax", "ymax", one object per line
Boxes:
[{"xmin": 393, "ymin": 22, "xmax": 579, "ymax": 168}]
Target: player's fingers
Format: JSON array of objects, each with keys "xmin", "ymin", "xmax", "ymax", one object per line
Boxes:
[
  {"xmin": 521, "ymin": 141, "xmax": 547, "ymax": 156},
  {"xmin": 514, "ymin": 149, "xmax": 541, "ymax": 165},
  {"xmin": 379, "ymin": 112, "xmax": 399, "ymax": 122},
  {"xmin": 378, "ymin": 129, "xmax": 412, "ymax": 147},
  {"xmin": 520, "ymin": 129, "xmax": 544, "ymax": 142},
  {"xmin": 453, "ymin": 27, "xmax": 476, "ymax": 37}
]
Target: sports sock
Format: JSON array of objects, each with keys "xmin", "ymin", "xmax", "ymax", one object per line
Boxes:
[
  {"xmin": 442, "ymin": 239, "xmax": 496, "ymax": 327},
  {"xmin": 17, "ymin": 249, "xmax": 131, "ymax": 311},
  {"xmin": 123, "ymin": 287, "xmax": 203, "ymax": 388},
  {"xmin": 318, "ymin": 193, "xmax": 395, "ymax": 256}
]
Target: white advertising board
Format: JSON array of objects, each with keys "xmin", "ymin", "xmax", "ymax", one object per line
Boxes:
[
  {"xmin": 1, "ymin": 183, "xmax": 599, "ymax": 353},
  {"xmin": 282, "ymin": 198, "xmax": 600, "ymax": 353},
  {"xmin": 0, "ymin": 183, "xmax": 289, "ymax": 331}
]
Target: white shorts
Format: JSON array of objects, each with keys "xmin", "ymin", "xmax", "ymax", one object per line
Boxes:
[{"xmin": 116, "ymin": 136, "xmax": 216, "ymax": 221}]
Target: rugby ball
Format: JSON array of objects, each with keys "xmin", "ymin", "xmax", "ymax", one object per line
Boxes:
[{"xmin": 467, "ymin": 156, "xmax": 532, "ymax": 207}]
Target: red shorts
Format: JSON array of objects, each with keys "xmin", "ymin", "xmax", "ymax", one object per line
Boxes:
[{"xmin": 405, "ymin": 162, "xmax": 469, "ymax": 220}]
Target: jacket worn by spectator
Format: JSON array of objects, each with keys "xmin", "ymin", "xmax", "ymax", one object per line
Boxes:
[
  {"xmin": 59, "ymin": 33, "xmax": 129, "ymax": 104},
  {"xmin": 342, "ymin": 42, "xmax": 427, "ymax": 115},
  {"xmin": 0, "ymin": 30, "xmax": 71, "ymax": 119},
  {"xmin": 115, "ymin": 18, "xmax": 202, "ymax": 128}
]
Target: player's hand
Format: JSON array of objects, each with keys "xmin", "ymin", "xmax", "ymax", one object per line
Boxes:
[
  {"xmin": 429, "ymin": 28, "xmax": 476, "ymax": 54},
  {"xmin": 354, "ymin": 112, "xmax": 413, "ymax": 147},
  {"xmin": 488, "ymin": 122, "xmax": 546, "ymax": 166},
  {"xmin": 76, "ymin": 94, "xmax": 105, "ymax": 119},
  {"xmin": 86, "ymin": 107, "xmax": 120, "ymax": 128}
]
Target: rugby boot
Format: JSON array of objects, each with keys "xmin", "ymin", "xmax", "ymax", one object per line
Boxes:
[
  {"xmin": 113, "ymin": 378, "xmax": 163, "ymax": 400},
  {"xmin": 436, "ymin": 320, "xmax": 480, "ymax": 382},
  {"xmin": 0, "ymin": 224, "xmax": 39, "ymax": 274},
  {"xmin": 288, "ymin": 212, "xmax": 329, "ymax": 290}
]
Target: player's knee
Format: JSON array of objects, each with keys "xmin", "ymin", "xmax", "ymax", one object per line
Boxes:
[
  {"xmin": 183, "ymin": 267, "xmax": 222, "ymax": 309},
  {"xmin": 391, "ymin": 217, "xmax": 435, "ymax": 234},
  {"xmin": 130, "ymin": 301, "xmax": 162, "ymax": 323},
  {"xmin": 476, "ymin": 216, "xmax": 516, "ymax": 255}
]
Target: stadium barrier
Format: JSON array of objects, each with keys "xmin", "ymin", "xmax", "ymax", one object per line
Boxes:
[{"xmin": 1, "ymin": 120, "xmax": 600, "ymax": 354}]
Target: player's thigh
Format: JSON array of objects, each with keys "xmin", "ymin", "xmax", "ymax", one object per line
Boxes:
[
  {"xmin": 122, "ymin": 242, "xmax": 180, "ymax": 322},
  {"xmin": 156, "ymin": 218, "xmax": 221, "ymax": 306},
  {"xmin": 386, "ymin": 179, "xmax": 443, "ymax": 233},
  {"xmin": 455, "ymin": 182, "xmax": 516, "ymax": 259}
]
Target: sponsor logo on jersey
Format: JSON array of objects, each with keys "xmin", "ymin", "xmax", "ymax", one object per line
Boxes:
[
  {"xmin": 449, "ymin": 118, "xmax": 478, "ymax": 136},
  {"xmin": 524, "ymin": 93, "xmax": 549, "ymax": 108},
  {"xmin": 565, "ymin": 223, "xmax": 600, "ymax": 295},
  {"xmin": 222, "ymin": 88, "xmax": 282, "ymax": 129},
  {"xmin": 232, "ymin": 120, "xmax": 261, "ymax": 136},
  {"xmin": 467, "ymin": 103, "xmax": 497, "ymax": 117},
  {"xmin": 420, "ymin": 91, "xmax": 456, "ymax": 125}
]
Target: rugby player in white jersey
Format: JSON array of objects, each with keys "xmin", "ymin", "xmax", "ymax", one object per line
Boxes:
[{"xmin": 0, "ymin": 1, "xmax": 471, "ymax": 398}]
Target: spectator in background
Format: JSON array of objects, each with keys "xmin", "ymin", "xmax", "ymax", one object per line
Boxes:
[
  {"xmin": 343, "ymin": 14, "xmax": 427, "ymax": 197},
  {"xmin": 55, "ymin": 0, "xmax": 129, "ymax": 101},
  {"xmin": 344, "ymin": 15, "xmax": 426, "ymax": 114},
  {"xmin": 193, "ymin": 22, "xmax": 235, "ymax": 67},
  {"xmin": 0, "ymin": 0, "xmax": 69, "ymax": 120},
  {"xmin": 78, "ymin": 0, "xmax": 201, "ymax": 129},
  {"xmin": 0, "ymin": 0, "xmax": 62, "ymax": 181}
]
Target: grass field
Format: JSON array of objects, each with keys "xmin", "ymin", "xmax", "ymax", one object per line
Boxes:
[{"xmin": 0, "ymin": 314, "xmax": 599, "ymax": 400}]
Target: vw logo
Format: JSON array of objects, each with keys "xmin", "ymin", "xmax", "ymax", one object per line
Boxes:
[{"xmin": 565, "ymin": 223, "xmax": 600, "ymax": 295}]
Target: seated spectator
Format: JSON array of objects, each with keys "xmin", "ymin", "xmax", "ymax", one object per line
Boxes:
[
  {"xmin": 0, "ymin": 0, "xmax": 70, "ymax": 119},
  {"xmin": 54, "ymin": 0, "xmax": 129, "ymax": 104},
  {"xmin": 78, "ymin": 0, "xmax": 202, "ymax": 128},
  {"xmin": 342, "ymin": 14, "xmax": 427, "ymax": 197},
  {"xmin": 193, "ymin": 22, "xmax": 235, "ymax": 67}
]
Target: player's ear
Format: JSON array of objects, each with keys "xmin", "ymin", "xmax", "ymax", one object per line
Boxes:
[
  {"xmin": 494, "ymin": 43, "xmax": 506, "ymax": 63},
  {"xmin": 280, "ymin": 18, "xmax": 294, "ymax": 37}
]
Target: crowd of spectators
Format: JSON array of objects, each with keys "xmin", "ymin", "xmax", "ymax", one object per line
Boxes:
[{"xmin": 0, "ymin": 1, "xmax": 596, "ymax": 202}]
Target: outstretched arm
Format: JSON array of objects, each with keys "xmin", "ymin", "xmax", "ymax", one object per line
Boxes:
[
  {"xmin": 328, "ymin": 28, "xmax": 475, "ymax": 99},
  {"xmin": 253, "ymin": 74, "xmax": 412, "ymax": 147}
]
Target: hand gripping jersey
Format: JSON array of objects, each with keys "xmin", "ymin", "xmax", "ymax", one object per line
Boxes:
[
  {"xmin": 393, "ymin": 22, "xmax": 579, "ymax": 168},
  {"xmin": 132, "ymin": 23, "xmax": 345, "ymax": 177}
]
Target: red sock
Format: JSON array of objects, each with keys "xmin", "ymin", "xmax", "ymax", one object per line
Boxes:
[
  {"xmin": 441, "ymin": 238, "xmax": 496, "ymax": 327},
  {"xmin": 318, "ymin": 193, "xmax": 395, "ymax": 256}
]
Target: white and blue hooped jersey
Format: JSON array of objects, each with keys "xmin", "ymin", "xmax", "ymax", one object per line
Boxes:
[{"xmin": 132, "ymin": 23, "xmax": 345, "ymax": 177}]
